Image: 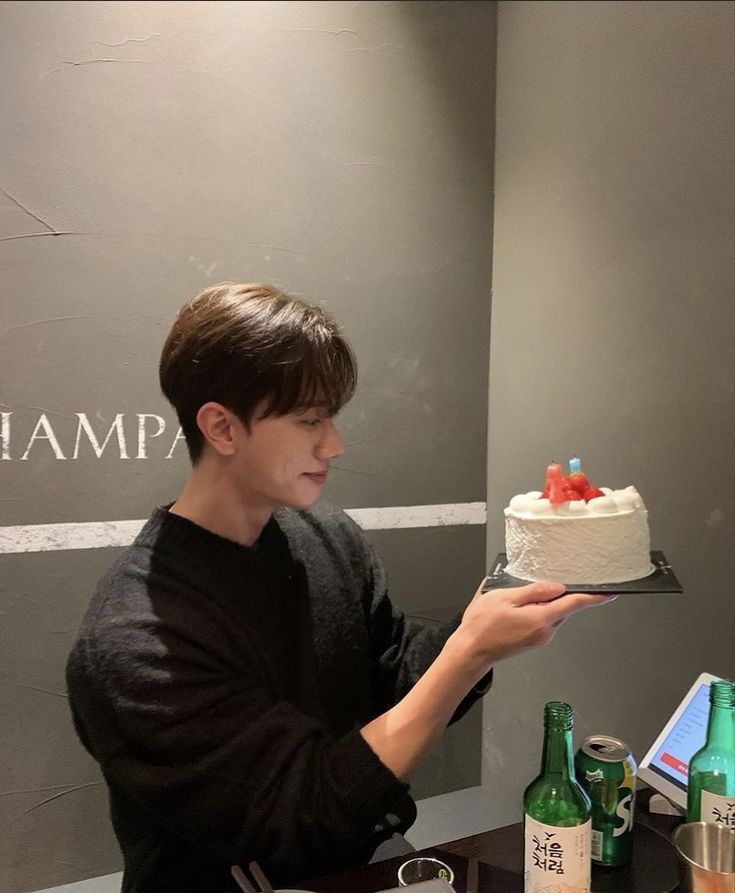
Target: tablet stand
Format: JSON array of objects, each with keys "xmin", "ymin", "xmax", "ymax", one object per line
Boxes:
[{"xmin": 648, "ymin": 792, "xmax": 685, "ymax": 816}]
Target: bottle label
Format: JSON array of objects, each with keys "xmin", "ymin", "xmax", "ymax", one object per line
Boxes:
[
  {"xmin": 590, "ymin": 828, "xmax": 603, "ymax": 861},
  {"xmin": 700, "ymin": 790, "xmax": 735, "ymax": 828},
  {"xmin": 524, "ymin": 814, "xmax": 591, "ymax": 892}
]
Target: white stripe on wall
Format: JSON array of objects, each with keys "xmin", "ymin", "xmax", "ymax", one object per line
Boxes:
[
  {"xmin": 0, "ymin": 502, "xmax": 487, "ymax": 555},
  {"xmin": 347, "ymin": 502, "xmax": 486, "ymax": 530}
]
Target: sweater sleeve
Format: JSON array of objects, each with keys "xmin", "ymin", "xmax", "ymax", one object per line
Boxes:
[
  {"xmin": 360, "ymin": 532, "xmax": 493, "ymax": 722},
  {"xmin": 67, "ymin": 584, "xmax": 409, "ymax": 884}
]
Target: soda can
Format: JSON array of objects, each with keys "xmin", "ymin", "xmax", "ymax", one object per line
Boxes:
[{"xmin": 574, "ymin": 735, "xmax": 637, "ymax": 867}]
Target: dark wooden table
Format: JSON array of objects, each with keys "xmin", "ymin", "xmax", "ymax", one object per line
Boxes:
[{"xmin": 304, "ymin": 790, "xmax": 684, "ymax": 893}]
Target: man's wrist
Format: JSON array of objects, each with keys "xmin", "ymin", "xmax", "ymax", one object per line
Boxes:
[{"xmin": 444, "ymin": 626, "xmax": 493, "ymax": 689}]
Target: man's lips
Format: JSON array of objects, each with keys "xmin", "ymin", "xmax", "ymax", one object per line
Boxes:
[{"xmin": 304, "ymin": 470, "xmax": 328, "ymax": 484}]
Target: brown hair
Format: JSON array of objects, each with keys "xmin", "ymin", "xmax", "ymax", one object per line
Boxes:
[{"xmin": 159, "ymin": 282, "xmax": 357, "ymax": 463}]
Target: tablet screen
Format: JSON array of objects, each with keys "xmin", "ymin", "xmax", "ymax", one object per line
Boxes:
[{"xmin": 638, "ymin": 672, "xmax": 720, "ymax": 810}]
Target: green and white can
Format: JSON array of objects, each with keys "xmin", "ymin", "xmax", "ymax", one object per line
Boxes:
[{"xmin": 574, "ymin": 735, "xmax": 637, "ymax": 867}]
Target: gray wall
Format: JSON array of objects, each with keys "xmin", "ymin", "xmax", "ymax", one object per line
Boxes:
[
  {"xmin": 484, "ymin": 0, "xmax": 734, "ymax": 827},
  {"xmin": 0, "ymin": 2, "xmax": 495, "ymax": 890}
]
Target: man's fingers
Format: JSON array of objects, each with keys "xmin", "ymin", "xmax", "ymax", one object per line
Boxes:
[
  {"xmin": 508, "ymin": 580, "xmax": 567, "ymax": 605},
  {"xmin": 544, "ymin": 591, "xmax": 616, "ymax": 624}
]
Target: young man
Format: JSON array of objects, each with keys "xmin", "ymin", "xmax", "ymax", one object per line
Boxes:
[{"xmin": 66, "ymin": 282, "xmax": 612, "ymax": 892}]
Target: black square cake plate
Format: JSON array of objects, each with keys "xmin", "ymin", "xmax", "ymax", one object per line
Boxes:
[{"xmin": 481, "ymin": 551, "xmax": 682, "ymax": 595}]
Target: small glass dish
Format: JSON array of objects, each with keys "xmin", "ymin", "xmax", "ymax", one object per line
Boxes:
[{"xmin": 397, "ymin": 856, "xmax": 455, "ymax": 887}]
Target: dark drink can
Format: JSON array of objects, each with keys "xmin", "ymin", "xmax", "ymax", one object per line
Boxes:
[{"xmin": 574, "ymin": 735, "xmax": 637, "ymax": 867}]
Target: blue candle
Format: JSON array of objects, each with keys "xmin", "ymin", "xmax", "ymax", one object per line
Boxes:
[{"xmin": 569, "ymin": 456, "xmax": 581, "ymax": 474}]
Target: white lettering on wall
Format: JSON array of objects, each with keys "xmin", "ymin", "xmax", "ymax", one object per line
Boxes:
[
  {"xmin": 3, "ymin": 411, "xmax": 185, "ymax": 460},
  {"xmin": 20, "ymin": 414, "xmax": 67, "ymax": 460},
  {"xmin": 136, "ymin": 414, "xmax": 166, "ymax": 459},
  {"xmin": 1, "ymin": 412, "xmax": 10, "ymax": 460},
  {"xmin": 73, "ymin": 413, "xmax": 129, "ymax": 459},
  {"xmin": 166, "ymin": 426, "xmax": 186, "ymax": 459}
]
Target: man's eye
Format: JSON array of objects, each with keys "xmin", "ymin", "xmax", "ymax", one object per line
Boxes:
[{"xmin": 302, "ymin": 417, "xmax": 322, "ymax": 427}]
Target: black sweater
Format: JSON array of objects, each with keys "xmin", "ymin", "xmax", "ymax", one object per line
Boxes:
[{"xmin": 66, "ymin": 502, "xmax": 489, "ymax": 891}]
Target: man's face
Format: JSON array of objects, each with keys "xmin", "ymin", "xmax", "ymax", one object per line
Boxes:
[{"xmin": 230, "ymin": 404, "xmax": 345, "ymax": 511}]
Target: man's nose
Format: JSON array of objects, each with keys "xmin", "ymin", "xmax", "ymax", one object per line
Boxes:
[{"xmin": 316, "ymin": 418, "xmax": 344, "ymax": 459}]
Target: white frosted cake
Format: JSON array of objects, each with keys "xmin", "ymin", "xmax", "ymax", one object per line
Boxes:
[{"xmin": 504, "ymin": 461, "xmax": 654, "ymax": 585}]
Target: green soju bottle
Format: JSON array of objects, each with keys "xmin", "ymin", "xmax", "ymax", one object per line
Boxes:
[
  {"xmin": 686, "ymin": 679, "xmax": 735, "ymax": 825},
  {"xmin": 523, "ymin": 702, "xmax": 591, "ymax": 893}
]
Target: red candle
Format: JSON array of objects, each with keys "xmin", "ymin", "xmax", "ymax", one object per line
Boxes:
[{"xmin": 546, "ymin": 462, "xmax": 565, "ymax": 506}]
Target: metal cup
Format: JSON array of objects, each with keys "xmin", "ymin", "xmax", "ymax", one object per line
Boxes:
[{"xmin": 672, "ymin": 822, "xmax": 735, "ymax": 893}]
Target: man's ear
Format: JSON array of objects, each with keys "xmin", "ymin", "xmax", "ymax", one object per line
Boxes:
[{"xmin": 196, "ymin": 402, "xmax": 237, "ymax": 456}]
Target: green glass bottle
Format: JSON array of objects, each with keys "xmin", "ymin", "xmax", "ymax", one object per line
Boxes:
[
  {"xmin": 523, "ymin": 702, "xmax": 591, "ymax": 893},
  {"xmin": 686, "ymin": 679, "xmax": 735, "ymax": 825}
]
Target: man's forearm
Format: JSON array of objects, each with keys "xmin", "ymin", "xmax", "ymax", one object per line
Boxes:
[
  {"xmin": 360, "ymin": 629, "xmax": 489, "ymax": 781},
  {"xmin": 360, "ymin": 580, "xmax": 614, "ymax": 781}
]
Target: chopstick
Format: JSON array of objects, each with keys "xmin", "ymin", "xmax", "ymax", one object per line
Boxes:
[
  {"xmin": 230, "ymin": 861, "xmax": 276, "ymax": 893},
  {"xmin": 230, "ymin": 865, "xmax": 257, "ymax": 893},
  {"xmin": 248, "ymin": 861, "xmax": 276, "ymax": 893}
]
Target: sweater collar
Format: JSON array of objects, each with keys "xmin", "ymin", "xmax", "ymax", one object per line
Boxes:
[{"xmin": 135, "ymin": 504, "xmax": 287, "ymax": 568}]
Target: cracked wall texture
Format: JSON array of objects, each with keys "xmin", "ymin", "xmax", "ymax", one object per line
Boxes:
[{"xmin": 0, "ymin": 2, "xmax": 496, "ymax": 889}]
